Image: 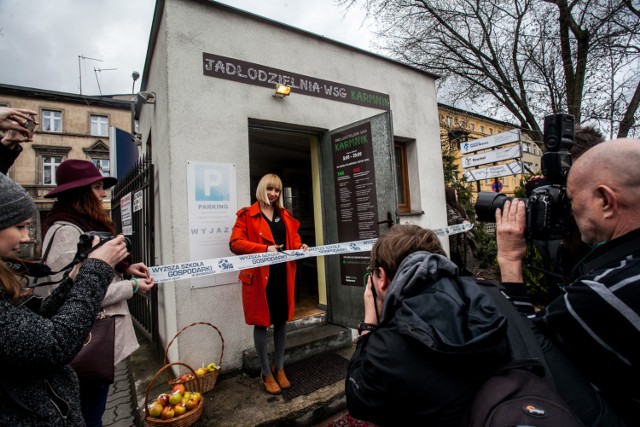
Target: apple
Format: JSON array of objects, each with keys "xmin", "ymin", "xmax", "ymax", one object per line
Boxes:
[
  {"xmin": 147, "ymin": 402, "xmax": 163, "ymax": 418},
  {"xmin": 156, "ymin": 393, "xmax": 170, "ymax": 407},
  {"xmin": 191, "ymin": 392, "xmax": 202, "ymax": 403},
  {"xmin": 160, "ymin": 406, "xmax": 175, "ymax": 420},
  {"xmin": 182, "ymin": 392, "xmax": 191, "ymax": 402},
  {"xmin": 185, "ymin": 398, "xmax": 198, "ymax": 411},
  {"xmin": 207, "ymin": 362, "xmax": 217, "ymax": 372},
  {"xmin": 172, "ymin": 384, "xmax": 186, "ymax": 395},
  {"xmin": 169, "ymin": 392, "xmax": 183, "ymax": 406},
  {"xmin": 195, "ymin": 367, "xmax": 207, "ymax": 377},
  {"xmin": 174, "ymin": 402, "xmax": 187, "ymax": 416}
]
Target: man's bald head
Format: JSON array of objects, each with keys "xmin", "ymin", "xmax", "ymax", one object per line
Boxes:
[
  {"xmin": 571, "ymin": 139, "xmax": 640, "ymax": 190},
  {"xmin": 568, "ymin": 138, "xmax": 640, "ymax": 242}
]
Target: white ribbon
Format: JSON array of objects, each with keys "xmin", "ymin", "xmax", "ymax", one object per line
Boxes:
[{"xmin": 149, "ymin": 223, "xmax": 472, "ymax": 283}]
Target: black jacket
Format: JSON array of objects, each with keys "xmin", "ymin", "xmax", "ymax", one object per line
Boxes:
[
  {"xmin": 346, "ymin": 252, "xmax": 509, "ymax": 426},
  {"xmin": 505, "ymin": 228, "xmax": 640, "ymax": 426},
  {"xmin": 0, "ymin": 259, "xmax": 113, "ymax": 426},
  {"xmin": 0, "ymin": 142, "xmax": 22, "ymax": 174}
]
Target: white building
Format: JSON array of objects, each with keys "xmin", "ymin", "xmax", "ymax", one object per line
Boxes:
[{"xmin": 137, "ymin": 0, "xmax": 446, "ymax": 371}]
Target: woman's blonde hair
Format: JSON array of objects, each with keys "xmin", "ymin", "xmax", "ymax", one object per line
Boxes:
[{"xmin": 255, "ymin": 174, "xmax": 284, "ymax": 208}]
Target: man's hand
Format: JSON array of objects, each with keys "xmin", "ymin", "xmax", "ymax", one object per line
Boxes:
[{"xmin": 496, "ymin": 200, "xmax": 527, "ymax": 282}]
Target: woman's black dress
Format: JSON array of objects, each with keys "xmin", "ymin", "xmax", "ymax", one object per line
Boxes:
[{"xmin": 263, "ymin": 211, "xmax": 288, "ymax": 324}]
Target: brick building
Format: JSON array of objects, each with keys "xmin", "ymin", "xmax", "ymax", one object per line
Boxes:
[{"xmin": 0, "ymin": 83, "xmax": 133, "ymax": 258}]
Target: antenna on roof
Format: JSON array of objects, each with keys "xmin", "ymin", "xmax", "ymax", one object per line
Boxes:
[
  {"xmin": 78, "ymin": 55, "xmax": 102, "ymax": 95},
  {"xmin": 94, "ymin": 67, "xmax": 117, "ymax": 96}
]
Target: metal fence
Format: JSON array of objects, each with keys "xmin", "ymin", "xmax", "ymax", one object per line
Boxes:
[{"xmin": 111, "ymin": 152, "xmax": 158, "ymax": 344}]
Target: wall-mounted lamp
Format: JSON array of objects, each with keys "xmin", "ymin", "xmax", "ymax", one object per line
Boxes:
[
  {"xmin": 273, "ymin": 84, "xmax": 291, "ymax": 98},
  {"xmin": 138, "ymin": 91, "xmax": 156, "ymax": 104}
]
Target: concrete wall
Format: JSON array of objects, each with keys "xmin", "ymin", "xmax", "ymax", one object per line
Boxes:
[{"xmin": 138, "ymin": 0, "xmax": 447, "ymax": 372}]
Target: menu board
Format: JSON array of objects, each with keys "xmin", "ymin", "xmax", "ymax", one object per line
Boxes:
[{"xmin": 331, "ymin": 122, "xmax": 379, "ymax": 287}]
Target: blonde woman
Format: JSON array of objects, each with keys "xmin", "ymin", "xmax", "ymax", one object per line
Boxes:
[{"xmin": 230, "ymin": 174, "xmax": 308, "ymax": 395}]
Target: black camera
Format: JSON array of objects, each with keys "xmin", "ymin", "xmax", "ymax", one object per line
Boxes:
[
  {"xmin": 474, "ymin": 113, "xmax": 575, "ymax": 241},
  {"xmin": 76, "ymin": 231, "xmax": 132, "ymax": 257}
]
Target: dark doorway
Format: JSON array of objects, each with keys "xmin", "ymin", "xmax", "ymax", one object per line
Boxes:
[{"xmin": 248, "ymin": 124, "xmax": 322, "ymax": 319}]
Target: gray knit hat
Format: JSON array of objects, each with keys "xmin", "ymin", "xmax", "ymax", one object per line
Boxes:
[{"xmin": 0, "ymin": 174, "xmax": 36, "ymax": 230}]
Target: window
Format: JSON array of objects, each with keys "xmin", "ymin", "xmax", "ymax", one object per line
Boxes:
[
  {"xmin": 480, "ymin": 126, "xmax": 485, "ymax": 134},
  {"xmin": 33, "ymin": 144, "xmax": 70, "ymax": 185},
  {"xmin": 92, "ymin": 159, "xmax": 110, "ymax": 177},
  {"xmin": 470, "ymin": 123, "xmax": 475, "ymax": 131},
  {"xmin": 489, "ymin": 128, "xmax": 493, "ymax": 135},
  {"xmin": 42, "ymin": 110, "xmax": 62, "ymax": 133},
  {"xmin": 446, "ymin": 116, "xmax": 453, "ymax": 126},
  {"xmin": 43, "ymin": 156, "xmax": 63, "ymax": 184},
  {"xmin": 395, "ymin": 142, "xmax": 411, "ymax": 213},
  {"xmin": 91, "ymin": 115, "xmax": 109, "ymax": 137}
]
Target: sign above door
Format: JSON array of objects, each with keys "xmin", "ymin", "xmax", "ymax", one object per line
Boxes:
[{"xmin": 203, "ymin": 52, "xmax": 391, "ymax": 111}]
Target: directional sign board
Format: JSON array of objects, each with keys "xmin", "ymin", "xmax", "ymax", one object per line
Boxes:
[
  {"xmin": 462, "ymin": 144, "xmax": 522, "ymax": 169},
  {"xmin": 463, "ymin": 161, "xmax": 523, "ymax": 182},
  {"xmin": 460, "ymin": 129, "xmax": 520, "ymax": 154}
]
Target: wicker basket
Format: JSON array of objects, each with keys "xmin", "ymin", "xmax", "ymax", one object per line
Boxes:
[
  {"xmin": 164, "ymin": 322, "xmax": 224, "ymax": 394},
  {"xmin": 144, "ymin": 362, "xmax": 203, "ymax": 427}
]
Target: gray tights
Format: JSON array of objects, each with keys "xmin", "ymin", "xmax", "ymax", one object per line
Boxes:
[{"xmin": 254, "ymin": 321, "xmax": 287, "ymax": 377}]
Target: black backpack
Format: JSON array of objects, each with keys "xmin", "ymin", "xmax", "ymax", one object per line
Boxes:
[{"xmin": 468, "ymin": 280, "xmax": 585, "ymax": 427}]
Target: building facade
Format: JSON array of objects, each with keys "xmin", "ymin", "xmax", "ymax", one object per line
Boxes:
[
  {"xmin": 135, "ymin": 0, "xmax": 448, "ymax": 372},
  {"xmin": 0, "ymin": 84, "xmax": 133, "ymax": 258}
]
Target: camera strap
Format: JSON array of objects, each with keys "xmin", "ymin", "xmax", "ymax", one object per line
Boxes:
[{"xmin": 16, "ymin": 225, "xmax": 112, "ymax": 288}]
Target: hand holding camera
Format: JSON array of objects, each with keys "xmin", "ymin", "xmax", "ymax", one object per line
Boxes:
[
  {"xmin": 475, "ymin": 113, "xmax": 575, "ymax": 241},
  {"xmin": 66, "ymin": 235, "xmax": 130, "ymax": 280},
  {"xmin": 72, "ymin": 232, "xmax": 131, "ymax": 267},
  {"xmin": 86, "ymin": 235, "xmax": 130, "ymax": 268},
  {"xmin": 0, "ymin": 108, "xmax": 38, "ymax": 148}
]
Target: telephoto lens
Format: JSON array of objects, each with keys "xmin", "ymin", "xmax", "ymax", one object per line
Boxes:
[{"xmin": 474, "ymin": 192, "xmax": 518, "ymax": 222}]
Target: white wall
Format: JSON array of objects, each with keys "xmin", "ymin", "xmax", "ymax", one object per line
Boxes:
[{"xmin": 138, "ymin": 0, "xmax": 447, "ymax": 372}]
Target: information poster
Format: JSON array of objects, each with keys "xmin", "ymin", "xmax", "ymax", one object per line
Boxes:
[
  {"xmin": 187, "ymin": 162, "xmax": 237, "ymax": 288},
  {"xmin": 332, "ymin": 122, "xmax": 379, "ymax": 287},
  {"xmin": 120, "ymin": 192, "xmax": 133, "ymax": 236}
]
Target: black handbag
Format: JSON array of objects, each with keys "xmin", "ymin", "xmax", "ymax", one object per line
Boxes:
[{"xmin": 70, "ymin": 310, "xmax": 116, "ymax": 384}]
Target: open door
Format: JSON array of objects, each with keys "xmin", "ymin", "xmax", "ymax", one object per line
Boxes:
[{"xmin": 320, "ymin": 112, "xmax": 398, "ymax": 328}]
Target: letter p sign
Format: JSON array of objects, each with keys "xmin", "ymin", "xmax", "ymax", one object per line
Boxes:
[
  {"xmin": 195, "ymin": 164, "xmax": 230, "ymax": 201},
  {"xmin": 203, "ymin": 170, "xmax": 222, "ymax": 196}
]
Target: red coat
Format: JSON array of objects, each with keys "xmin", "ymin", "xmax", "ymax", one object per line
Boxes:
[{"xmin": 229, "ymin": 202, "xmax": 302, "ymax": 326}]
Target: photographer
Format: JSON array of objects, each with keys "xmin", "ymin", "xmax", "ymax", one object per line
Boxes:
[
  {"xmin": 38, "ymin": 159, "xmax": 155, "ymax": 427},
  {"xmin": 0, "ymin": 173, "xmax": 129, "ymax": 426},
  {"xmin": 496, "ymin": 139, "xmax": 640, "ymax": 425},
  {"xmin": 346, "ymin": 225, "xmax": 509, "ymax": 426}
]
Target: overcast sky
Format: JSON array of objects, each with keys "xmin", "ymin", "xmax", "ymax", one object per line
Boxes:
[{"xmin": 0, "ymin": 0, "xmax": 375, "ymax": 96}]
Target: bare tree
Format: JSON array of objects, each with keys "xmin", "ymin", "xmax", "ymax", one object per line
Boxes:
[{"xmin": 342, "ymin": 0, "xmax": 640, "ymax": 140}]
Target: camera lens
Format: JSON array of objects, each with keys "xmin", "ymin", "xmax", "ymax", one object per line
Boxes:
[{"xmin": 474, "ymin": 192, "xmax": 512, "ymax": 222}]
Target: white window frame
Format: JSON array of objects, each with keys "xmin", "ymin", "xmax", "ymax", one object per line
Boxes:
[
  {"xmin": 92, "ymin": 158, "xmax": 111, "ymax": 177},
  {"xmin": 42, "ymin": 110, "xmax": 63, "ymax": 133},
  {"xmin": 43, "ymin": 156, "xmax": 63, "ymax": 184},
  {"xmin": 91, "ymin": 115, "xmax": 109, "ymax": 137}
]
